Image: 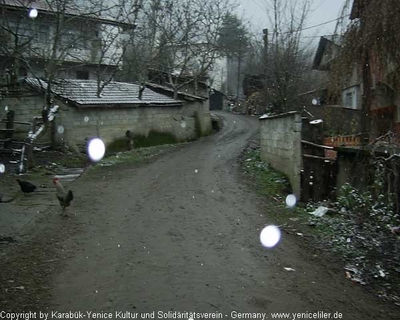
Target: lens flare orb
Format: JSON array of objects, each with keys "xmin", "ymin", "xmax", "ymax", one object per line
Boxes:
[
  {"xmin": 260, "ymin": 225, "xmax": 281, "ymax": 248},
  {"xmin": 87, "ymin": 138, "xmax": 105, "ymax": 162},
  {"xmin": 29, "ymin": 8, "xmax": 38, "ymax": 18},
  {"xmin": 285, "ymin": 194, "xmax": 297, "ymax": 208}
]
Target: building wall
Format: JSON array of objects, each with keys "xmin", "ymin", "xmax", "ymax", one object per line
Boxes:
[
  {"xmin": 226, "ymin": 56, "xmax": 245, "ymax": 99},
  {"xmin": 1, "ymin": 89, "xmax": 52, "ymax": 142},
  {"xmin": 306, "ymin": 104, "xmax": 362, "ymax": 136},
  {"xmin": 55, "ymin": 100, "xmax": 209, "ymax": 149},
  {"xmin": 260, "ymin": 111, "xmax": 302, "ymax": 199},
  {"xmin": 0, "ymin": 5, "xmax": 122, "ymax": 82},
  {"xmin": 1, "ymin": 87, "xmax": 211, "ymax": 149},
  {"xmin": 342, "ymin": 85, "xmax": 361, "ymax": 109}
]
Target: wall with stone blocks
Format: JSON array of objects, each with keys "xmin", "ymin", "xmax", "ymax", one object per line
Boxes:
[
  {"xmin": 1, "ymin": 87, "xmax": 211, "ymax": 149},
  {"xmin": 1, "ymin": 91, "xmax": 51, "ymax": 142},
  {"xmin": 260, "ymin": 111, "xmax": 302, "ymax": 199}
]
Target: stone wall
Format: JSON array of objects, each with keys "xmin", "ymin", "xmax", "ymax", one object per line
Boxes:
[
  {"xmin": 55, "ymin": 102, "xmax": 204, "ymax": 149},
  {"xmin": 1, "ymin": 87, "xmax": 211, "ymax": 149},
  {"xmin": 1, "ymin": 89, "xmax": 51, "ymax": 142},
  {"xmin": 260, "ymin": 111, "xmax": 302, "ymax": 199}
]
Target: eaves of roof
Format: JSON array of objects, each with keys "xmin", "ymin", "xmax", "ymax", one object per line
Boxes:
[
  {"xmin": 145, "ymin": 83, "xmax": 207, "ymax": 101},
  {"xmin": 0, "ymin": 0, "xmax": 135, "ymax": 28},
  {"xmin": 24, "ymin": 78, "xmax": 183, "ymax": 108}
]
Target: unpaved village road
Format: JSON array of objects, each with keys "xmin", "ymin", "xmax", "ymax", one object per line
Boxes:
[{"xmin": 1, "ymin": 112, "xmax": 398, "ymax": 319}]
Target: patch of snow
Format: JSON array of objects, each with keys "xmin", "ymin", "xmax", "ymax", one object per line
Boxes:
[{"xmin": 310, "ymin": 206, "xmax": 329, "ymax": 217}]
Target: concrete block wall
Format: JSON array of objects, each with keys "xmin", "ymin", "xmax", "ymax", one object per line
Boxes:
[
  {"xmin": 55, "ymin": 100, "xmax": 207, "ymax": 149},
  {"xmin": 1, "ymin": 87, "xmax": 212, "ymax": 150},
  {"xmin": 260, "ymin": 111, "xmax": 302, "ymax": 199},
  {"xmin": 1, "ymin": 92, "xmax": 51, "ymax": 142}
]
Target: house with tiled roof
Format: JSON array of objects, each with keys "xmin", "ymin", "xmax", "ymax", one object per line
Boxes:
[
  {"xmin": 0, "ymin": 78, "xmax": 211, "ymax": 151},
  {"xmin": 0, "ymin": 0, "xmax": 134, "ymax": 83}
]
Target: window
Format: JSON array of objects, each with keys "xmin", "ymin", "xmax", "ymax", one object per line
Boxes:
[
  {"xmin": 36, "ymin": 25, "xmax": 49, "ymax": 43},
  {"xmin": 345, "ymin": 91, "xmax": 353, "ymax": 107},
  {"xmin": 342, "ymin": 86, "xmax": 360, "ymax": 109},
  {"xmin": 76, "ymin": 71, "xmax": 89, "ymax": 80},
  {"xmin": 18, "ymin": 67, "xmax": 27, "ymax": 77}
]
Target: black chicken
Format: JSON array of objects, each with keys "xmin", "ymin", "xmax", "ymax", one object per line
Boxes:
[{"xmin": 16, "ymin": 179, "xmax": 37, "ymax": 194}]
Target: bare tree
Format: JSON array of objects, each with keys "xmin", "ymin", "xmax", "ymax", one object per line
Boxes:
[
  {"xmin": 258, "ymin": 0, "xmax": 314, "ymax": 113},
  {"xmin": 90, "ymin": 0, "xmax": 142, "ymax": 97},
  {"xmin": 0, "ymin": 0, "xmax": 137, "ymax": 99},
  {"xmin": 122, "ymin": 0, "xmax": 234, "ymax": 99}
]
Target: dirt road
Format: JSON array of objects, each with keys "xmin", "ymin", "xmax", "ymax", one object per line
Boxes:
[{"xmin": 1, "ymin": 112, "xmax": 398, "ymax": 319}]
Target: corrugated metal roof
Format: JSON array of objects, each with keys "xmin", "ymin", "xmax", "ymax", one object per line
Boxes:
[{"xmin": 25, "ymin": 78, "xmax": 182, "ymax": 107}]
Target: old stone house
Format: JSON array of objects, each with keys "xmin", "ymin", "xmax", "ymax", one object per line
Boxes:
[{"xmin": 0, "ymin": 78, "xmax": 211, "ymax": 152}]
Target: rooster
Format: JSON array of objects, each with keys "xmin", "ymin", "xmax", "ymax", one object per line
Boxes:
[
  {"xmin": 53, "ymin": 177, "xmax": 74, "ymax": 215},
  {"xmin": 16, "ymin": 179, "xmax": 37, "ymax": 194}
]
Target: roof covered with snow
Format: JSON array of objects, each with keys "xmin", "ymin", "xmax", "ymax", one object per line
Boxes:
[
  {"xmin": 145, "ymin": 82, "xmax": 207, "ymax": 101},
  {"xmin": 24, "ymin": 78, "xmax": 182, "ymax": 108}
]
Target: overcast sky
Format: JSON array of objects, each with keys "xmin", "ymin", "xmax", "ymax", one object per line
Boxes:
[{"xmin": 237, "ymin": 0, "xmax": 348, "ymax": 47}]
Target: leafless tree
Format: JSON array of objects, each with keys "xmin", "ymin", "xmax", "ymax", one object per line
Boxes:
[
  {"xmin": 0, "ymin": 0, "xmax": 138, "ymax": 99},
  {"xmin": 123, "ymin": 0, "xmax": 234, "ymax": 99},
  {"xmin": 90, "ymin": 0, "xmax": 142, "ymax": 97},
  {"xmin": 257, "ymin": 0, "xmax": 314, "ymax": 113}
]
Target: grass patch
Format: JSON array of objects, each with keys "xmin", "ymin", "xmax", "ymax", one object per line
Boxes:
[
  {"xmin": 243, "ymin": 149, "xmax": 292, "ymax": 197},
  {"xmin": 242, "ymin": 143, "xmax": 400, "ymax": 301},
  {"xmin": 105, "ymin": 131, "xmax": 179, "ymax": 156},
  {"xmin": 106, "ymin": 138, "xmax": 128, "ymax": 155},
  {"xmin": 90, "ymin": 144, "xmax": 181, "ymax": 172},
  {"xmin": 133, "ymin": 130, "xmax": 179, "ymax": 148}
]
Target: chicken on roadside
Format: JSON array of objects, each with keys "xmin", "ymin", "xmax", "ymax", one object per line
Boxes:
[
  {"xmin": 53, "ymin": 177, "xmax": 74, "ymax": 215},
  {"xmin": 16, "ymin": 179, "xmax": 37, "ymax": 194}
]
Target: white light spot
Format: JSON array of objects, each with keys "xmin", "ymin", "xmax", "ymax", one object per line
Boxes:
[
  {"xmin": 285, "ymin": 194, "xmax": 297, "ymax": 208},
  {"xmin": 57, "ymin": 125, "xmax": 64, "ymax": 134},
  {"xmin": 260, "ymin": 225, "xmax": 281, "ymax": 248},
  {"xmin": 0, "ymin": 163, "xmax": 5, "ymax": 173},
  {"xmin": 284, "ymin": 267, "xmax": 296, "ymax": 272},
  {"xmin": 87, "ymin": 138, "xmax": 106, "ymax": 162},
  {"xmin": 94, "ymin": 290, "xmax": 98, "ymax": 294},
  {"xmin": 181, "ymin": 121, "xmax": 187, "ymax": 128},
  {"xmin": 211, "ymin": 190, "xmax": 214, "ymax": 193},
  {"xmin": 118, "ymin": 244, "xmax": 121, "ymax": 248},
  {"xmin": 29, "ymin": 8, "xmax": 38, "ymax": 19},
  {"xmin": 84, "ymin": 116, "xmax": 90, "ymax": 122},
  {"xmin": 5, "ymin": 106, "xmax": 8, "ymax": 111},
  {"xmin": 192, "ymin": 195, "xmax": 195, "ymax": 199},
  {"xmin": 194, "ymin": 169, "xmax": 198, "ymax": 173},
  {"xmin": 310, "ymin": 119, "xmax": 323, "ymax": 125}
]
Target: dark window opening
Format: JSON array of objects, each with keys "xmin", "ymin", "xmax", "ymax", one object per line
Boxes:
[
  {"xmin": 76, "ymin": 71, "xmax": 89, "ymax": 80},
  {"xmin": 18, "ymin": 67, "xmax": 27, "ymax": 77}
]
